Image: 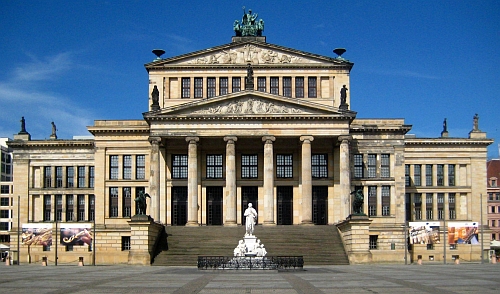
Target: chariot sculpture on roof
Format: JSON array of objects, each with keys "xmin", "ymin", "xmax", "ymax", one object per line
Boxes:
[{"xmin": 234, "ymin": 7, "xmax": 264, "ymax": 37}]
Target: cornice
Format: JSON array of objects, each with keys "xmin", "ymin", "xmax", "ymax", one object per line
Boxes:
[
  {"xmin": 405, "ymin": 138, "xmax": 494, "ymax": 146},
  {"xmin": 8, "ymin": 140, "xmax": 95, "ymax": 149}
]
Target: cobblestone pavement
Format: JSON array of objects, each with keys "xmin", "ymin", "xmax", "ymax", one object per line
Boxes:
[{"xmin": 1, "ymin": 264, "xmax": 499, "ymax": 293}]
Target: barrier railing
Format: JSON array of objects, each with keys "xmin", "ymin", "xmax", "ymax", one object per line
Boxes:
[{"xmin": 197, "ymin": 256, "xmax": 303, "ymax": 270}]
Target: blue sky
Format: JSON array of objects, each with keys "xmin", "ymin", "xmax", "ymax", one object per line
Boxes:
[{"xmin": 1, "ymin": 1, "xmax": 499, "ymax": 158}]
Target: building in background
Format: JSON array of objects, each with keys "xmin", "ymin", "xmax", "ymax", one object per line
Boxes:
[
  {"xmin": 487, "ymin": 159, "xmax": 500, "ymax": 241},
  {"xmin": 1, "ymin": 138, "xmax": 14, "ymax": 258}
]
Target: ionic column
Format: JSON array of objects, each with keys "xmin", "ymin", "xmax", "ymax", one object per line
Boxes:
[
  {"xmin": 338, "ymin": 135, "xmax": 352, "ymax": 219},
  {"xmin": 148, "ymin": 137, "xmax": 161, "ymax": 221},
  {"xmin": 224, "ymin": 136, "xmax": 238, "ymax": 226},
  {"xmin": 262, "ymin": 136, "xmax": 276, "ymax": 225},
  {"xmin": 300, "ymin": 135, "xmax": 314, "ymax": 225},
  {"xmin": 186, "ymin": 136, "xmax": 199, "ymax": 226}
]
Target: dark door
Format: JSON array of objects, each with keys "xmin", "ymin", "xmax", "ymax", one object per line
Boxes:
[
  {"xmin": 171, "ymin": 187, "xmax": 187, "ymax": 226},
  {"xmin": 312, "ymin": 186, "xmax": 328, "ymax": 225},
  {"xmin": 206, "ymin": 186, "xmax": 223, "ymax": 225},
  {"xmin": 277, "ymin": 186, "xmax": 293, "ymax": 225},
  {"xmin": 241, "ymin": 186, "xmax": 258, "ymax": 225}
]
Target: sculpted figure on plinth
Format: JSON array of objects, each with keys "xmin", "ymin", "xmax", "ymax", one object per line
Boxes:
[{"xmin": 244, "ymin": 203, "xmax": 258, "ymax": 236}]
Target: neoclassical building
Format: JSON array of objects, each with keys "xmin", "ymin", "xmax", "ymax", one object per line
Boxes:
[{"xmin": 8, "ymin": 14, "xmax": 493, "ymax": 265}]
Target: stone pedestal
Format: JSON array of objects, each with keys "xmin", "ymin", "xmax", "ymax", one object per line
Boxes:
[
  {"xmin": 127, "ymin": 214, "xmax": 164, "ymax": 265},
  {"xmin": 336, "ymin": 214, "xmax": 373, "ymax": 264},
  {"xmin": 244, "ymin": 235, "xmax": 257, "ymax": 253}
]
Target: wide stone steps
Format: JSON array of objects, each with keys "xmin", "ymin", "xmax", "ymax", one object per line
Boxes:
[{"xmin": 152, "ymin": 225, "xmax": 349, "ymax": 266}]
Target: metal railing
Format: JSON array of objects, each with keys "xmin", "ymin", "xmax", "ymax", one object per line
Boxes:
[{"xmin": 197, "ymin": 256, "xmax": 303, "ymax": 270}]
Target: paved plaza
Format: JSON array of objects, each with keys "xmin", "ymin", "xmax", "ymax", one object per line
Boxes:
[{"xmin": 1, "ymin": 263, "xmax": 499, "ymax": 293}]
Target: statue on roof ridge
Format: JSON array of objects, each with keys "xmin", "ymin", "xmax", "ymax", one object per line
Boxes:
[{"xmin": 234, "ymin": 7, "xmax": 264, "ymax": 37}]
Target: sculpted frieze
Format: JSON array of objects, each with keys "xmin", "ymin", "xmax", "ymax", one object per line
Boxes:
[{"xmin": 191, "ymin": 98, "xmax": 304, "ymax": 115}]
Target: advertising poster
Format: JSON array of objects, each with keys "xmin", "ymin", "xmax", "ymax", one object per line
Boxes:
[
  {"xmin": 448, "ymin": 222, "xmax": 479, "ymax": 245},
  {"xmin": 21, "ymin": 223, "xmax": 53, "ymax": 246},
  {"xmin": 60, "ymin": 224, "xmax": 93, "ymax": 246},
  {"xmin": 408, "ymin": 222, "xmax": 440, "ymax": 244}
]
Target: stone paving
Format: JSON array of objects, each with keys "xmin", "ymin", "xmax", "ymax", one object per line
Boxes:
[{"xmin": 1, "ymin": 263, "xmax": 499, "ymax": 293}]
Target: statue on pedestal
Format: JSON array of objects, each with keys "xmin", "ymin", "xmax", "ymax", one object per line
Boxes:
[
  {"xmin": 244, "ymin": 203, "xmax": 257, "ymax": 236},
  {"xmin": 134, "ymin": 191, "xmax": 150, "ymax": 215},
  {"xmin": 351, "ymin": 189, "xmax": 364, "ymax": 215}
]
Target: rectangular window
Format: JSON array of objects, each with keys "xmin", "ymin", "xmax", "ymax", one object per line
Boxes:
[
  {"xmin": 56, "ymin": 166, "xmax": 63, "ymax": 188},
  {"xmin": 369, "ymin": 235, "xmax": 378, "ymax": 249},
  {"xmin": 276, "ymin": 154, "xmax": 293, "ymax": 178},
  {"xmin": 77, "ymin": 166, "xmax": 85, "ymax": 188},
  {"xmin": 295, "ymin": 77, "xmax": 304, "ymax": 98},
  {"xmin": 110, "ymin": 155, "xmax": 119, "ymax": 180},
  {"xmin": 172, "ymin": 155, "xmax": 188, "ymax": 179},
  {"xmin": 414, "ymin": 165, "xmax": 422, "ymax": 186},
  {"xmin": 382, "ymin": 186, "xmax": 390, "ymax": 216},
  {"xmin": 123, "ymin": 187, "xmax": 131, "ymax": 218},
  {"xmin": 66, "ymin": 195, "xmax": 74, "ymax": 221},
  {"xmin": 43, "ymin": 195, "xmax": 51, "ymax": 221},
  {"xmin": 437, "ymin": 193, "xmax": 444, "ymax": 220},
  {"xmin": 241, "ymin": 154, "xmax": 258, "ymax": 179},
  {"xmin": 206, "ymin": 155, "xmax": 223, "ymax": 179},
  {"xmin": 368, "ymin": 186, "xmax": 377, "ymax": 216},
  {"xmin": 381, "ymin": 154, "xmax": 390, "ymax": 178},
  {"xmin": 56, "ymin": 195, "xmax": 62, "ymax": 221},
  {"xmin": 121, "ymin": 236, "xmax": 131, "ymax": 251},
  {"xmin": 77, "ymin": 195, "xmax": 85, "ymax": 221},
  {"xmin": 405, "ymin": 165, "xmax": 410, "ymax": 186},
  {"xmin": 65, "ymin": 245, "xmax": 73, "ymax": 252},
  {"xmin": 0, "ymin": 197, "xmax": 9, "ymax": 206},
  {"xmin": 207, "ymin": 77, "xmax": 216, "ymax": 98},
  {"xmin": 308, "ymin": 77, "xmax": 317, "ymax": 98},
  {"xmin": 426, "ymin": 193, "xmax": 433, "ymax": 220},
  {"xmin": 448, "ymin": 193, "xmax": 456, "ymax": 220},
  {"xmin": 367, "ymin": 154, "xmax": 376, "ymax": 178},
  {"xmin": 0, "ymin": 222, "xmax": 9, "ymax": 230},
  {"xmin": 181, "ymin": 77, "xmax": 190, "ymax": 98},
  {"xmin": 270, "ymin": 77, "xmax": 279, "ymax": 95},
  {"xmin": 109, "ymin": 188, "xmax": 118, "ymax": 217},
  {"xmin": 354, "ymin": 154, "xmax": 363, "ymax": 178},
  {"xmin": 123, "ymin": 155, "xmax": 132, "ymax": 180},
  {"xmin": 0, "ymin": 185, "xmax": 8, "ymax": 194},
  {"xmin": 219, "ymin": 77, "xmax": 228, "ymax": 95},
  {"xmin": 0, "ymin": 209, "xmax": 9, "ymax": 218},
  {"xmin": 88, "ymin": 166, "xmax": 95, "ymax": 188},
  {"xmin": 44, "ymin": 166, "xmax": 52, "ymax": 188},
  {"xmin": 88, "ymin": 195, "xmax": 95, "ymax": 221},
  {"xmin": 414, "ymin": 193, "xmax": 422, "ymax": 220},
  {"xmin": 257, "ymin": 77, "xmax": 266, "ymax": 92},
  {"xmin": 312, "ymin": 154, "xmax": 328, "ymax": 178},
  {"xmin": 283, "ymin": 77, "xmax": 292, "ymax": 97},
  {"xmin": 136, "ymin": 155, "xmax": 145, "ymax": 179},
  {"xmin": 232, "ymin": 77, "xmax": 241, "ymax": 92},
  {"xmin": 426, "ymin": 164, "xmax": 433, "ymax": 186},
  {"xmin": 448, "ymin": 164, "xmax": 455, "ymax": 186},
  {"xmin": 437, "ymin": 164, "xmax": 444, "ymax": 186},
  {"xmin": 66, "ymin": 166, "xmax": 74, "ymax": 188},
  {"xmin": 492, "ymin": 220, "xmax": 496, "ymax": 227},
  {"xmin": 492, "ymin": 206, "xmax": 496, "ymax": 213}
]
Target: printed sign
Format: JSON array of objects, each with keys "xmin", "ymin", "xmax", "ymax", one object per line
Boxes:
[
  {"xmin": 21, "ymin": 224, "xmax": 52, "ymax": 246},
  {"xmin": 448, "ymin": 222, "xmax": 479, "ymax": 245},
  {"xmin": 408, "ymin": 222, "xmax": 440, "ymax": 245},
  {"xmin": 60, "ymin": 224, "xmax": 92, "ymax": 246}
]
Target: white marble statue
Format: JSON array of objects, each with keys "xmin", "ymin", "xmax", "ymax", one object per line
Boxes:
[
  {"xmin": 244, "ymin": 203, "xmax": 258, "ymax": 236},
  {"xmin": 233, "ymin": 240, "xmax": 246, "ymax": 257},
  {"xmin": 253, "ymin": 239, "xmax": 267, "ymax": 257}
]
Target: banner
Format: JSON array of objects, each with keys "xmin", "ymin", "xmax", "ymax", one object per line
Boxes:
[
  {"xmin": 60, "ymin": 224, "xmax": 92, "ymax": 246},
  {"xmin": 408, "ymin": 222, "xmax": 440, "ymax": 245},
  {"xmin": 21, "ymin": 224, "xmax": 52, "ymax": 246},
  {"xmin": 448, "ymin": 222, "xmax": 479, "ymax": 245}
]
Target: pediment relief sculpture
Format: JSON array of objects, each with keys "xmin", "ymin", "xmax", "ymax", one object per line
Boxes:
[{"xmin": 191, "ymin": 98, "xmax": 306, "ymax": 115}]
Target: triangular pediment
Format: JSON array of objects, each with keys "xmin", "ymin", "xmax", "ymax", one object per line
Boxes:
[
  {"xmin": 146, "ymin": 40, "xmax": 351, "ymax": 67},
  {"xmin": 144, "ymin": 91, "xmax": 356, "ymax": 120}
]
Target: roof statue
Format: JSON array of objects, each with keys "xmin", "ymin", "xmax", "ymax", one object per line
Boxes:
[{"xmin": 234, "ymin": 7, "xmax": 264, "ymax": 37}]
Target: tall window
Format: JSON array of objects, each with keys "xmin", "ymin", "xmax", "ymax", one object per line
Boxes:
[
  {"xmin": 381, "ymin": 154, "xmax": 390, "ymax": 178},
  {"xmin": 437, "ymin": 164, "xmax": 444, "ymax": 186},
  {"xmin": 44, "ymin": 166, "xmax": 52, "ymax": 188},
  {"xmin": 123, "ymin": 187, "xmax": 131, "ymax": 218},
  {"xmin": 270, "ymin": 77, "xmax": 279, "ymax": 95},
  {"xmin": 295, "ymin": 77, "xmax": 304, "ymax": 98},
  {"xmin": 368, "ymin": 186, "xmax": 377, "ymax": 216},
  {"xmin": 414, "ymin": 165, "xmax": 422, "ymax": 186},
  {"xmin": 308, "ymin": 77, "xmax": 317, "ymax": 98},
  {"xmin": 448, "ymin": 193, "xmax": 456, "ymax": 219},
  {"xmin": 43, "ymin": 195, "xmax": 51, "ymax": 221},
  {"xmin": 354, "ymin": 154, "xmax": 363, "ymax": 178},
  {"xmin": 426, "ymin": 193, "xmax": 433, "ymax": 220},
  {"xmin": 110, "ymin": 155, "xmax": 119, "ymax": 180},
  {"xmin": 414, "ymin": 193, "xmax": 422, "ymax": 220},
  {"xmin": 405, "ymin": 164, "xmax": 410, "ymax": 186},
  {"xmin": 77, "ymin": 166, "xmax": 85, "ymax": 188},
  {"xmin": 77, "ymin": 195, "xmax": 85, "ymax": 221},
  {"xmin": 56, "ymin": 195, "xmax": 62, "ymax": 221},
  {"xmin": 283, "ymin": 77, "xmax": 292, "ymax": 97},
  {"xmin": 123, "ymin": 155, "xmax": 132, "ymax": 180},
  {"xmin": 136, "ymin": 155, "xmax": 145, "ymax": 179},
  {"xmin": 312, "ymin": 154, "xmax": 328, "ymax": 178},
  {"xmin": 206, "ymin": 155, "xmax": 223, "ymax": 179},
  {"xmin": 181, "ymin": 77, "xmax": 190, "ymax": 98},
  {"xmin": 257, "ymin": 77, "xmax": 266, "ymax": 92},
  {"xmin": 448, "ymin": 164, "xmax": 455, "ymax": 186},
  {"xmin": 382, "ymin": 186, "xmax": 390, "ymax": 216},
  {"xmin": 232, "ymin": 77, "xmax": 241, "ymax": 92},
  {"xmin": 437, "ymin": 193, "xmax": 444, "ymax": 220},
  {"xmin": 207, "ymin": 77, "xmax": 216, "ymax": 98},
  {"xmin": 88, "ymin": 195, "xmax": 95, "ymax": 221},
  {"xmin": 241, "ymin": 155, "xmax": 258, "ymax": 179},
  {"xmin": 219, "ymin": 77, "xmax": 228, "ymax": 95},
  {"xmin": 367, "ymin": 154, "xmax": 376, "ymax": 178},
  {"xmin": 172, "ymin": 155, "xmax": 188, "ymax": 179},
  {"xmin": 109, "ymin": 188, "xmax": 118, "ymax": 217},
  {"xmin": 426, "ymin": 164, "xmax": 433, "ymax": 186},
  {"xmin": 88, "ymin": 166, "xmax": 95, "ymax": 188},
  {"xmin": 66, "ymin": 195, "xmax": 74, "ymax": 221},
  {"xmin": 194, "ymin": 77, "xmax": 203, "ymax": 98},
  {"xmin": 66, "ymin": 166, "xmax": 74, "ymax": 188},
  {"xmin": 56, "ymin": 166, "xmax": 63, "ymax": 188},
  {"xmin": 276, "ymin": 154, "xmax": 293, "ymax": 178}
]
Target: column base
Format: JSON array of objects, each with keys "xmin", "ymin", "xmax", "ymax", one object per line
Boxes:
[
  {"xmin": 185, "ymin": 221, "xmax": 200, "ymax": 227},
  {"xmin": 224, "ymin": 222, "xmax": 238, "ymax": 227},
  {"xmin": 300, "ymin": 221, "xmax": 314, "ymax": 225},
  {"xmin": 262, "ymin": 222, "xmax": 276, "ymax": 226}
]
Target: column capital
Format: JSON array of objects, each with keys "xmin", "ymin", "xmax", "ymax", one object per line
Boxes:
[
  {"xmin": 300, "ymin": 135, "xmax": 314, "ymax": 143},
  {"xmin": 186, "ymin": 136, "xmax": 199, "ymax": 144},
  {"xmin": 338, "ymin": 135, "xmax": 352, "ymax": 144},
  {"xmin": 223, "ymin": 136, "xmax": 238, "ymax": 144},
  {"xmin": 148, "ymin": 136, "xmax": 162, "ymax": 145},
  {"xmin": 262, "ymin": 135, "xmax": 276, "ymax": 144}
]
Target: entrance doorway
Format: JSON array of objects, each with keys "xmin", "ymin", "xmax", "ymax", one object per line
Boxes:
[
  {"xmin": 241, "ymin": 186, "xmax": 258, "ymax": 225},
  {"xmin": 277, "ymin": 186, "xmax": 293, "ymax": 225},
  {"xmin": 206, "ymin": 186, "xmax": 223, "ymax": 225},
  {"xmin": 313, "ymin": 186, "xmax": 328, "ymax": 225},
  {"xmin": 171, "ymin": 187, "xmax": 187, "ymax": 226}
]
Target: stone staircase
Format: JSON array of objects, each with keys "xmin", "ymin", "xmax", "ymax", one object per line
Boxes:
[{"xmin": 152, "ymin": 225, "xmax": 349, "ymax": 266}]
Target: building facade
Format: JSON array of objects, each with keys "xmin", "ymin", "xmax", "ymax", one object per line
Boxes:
[
  {"xmin": 1, "ymin": 138, "xmax": 14, "ymax": 253},
  {"xmin": 487, "ymin": 159, "xmax": 500, "ymax": 241},
  {"xmin": 7, "ymin": 17, "xmax": 493, "ymax": 265}
]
